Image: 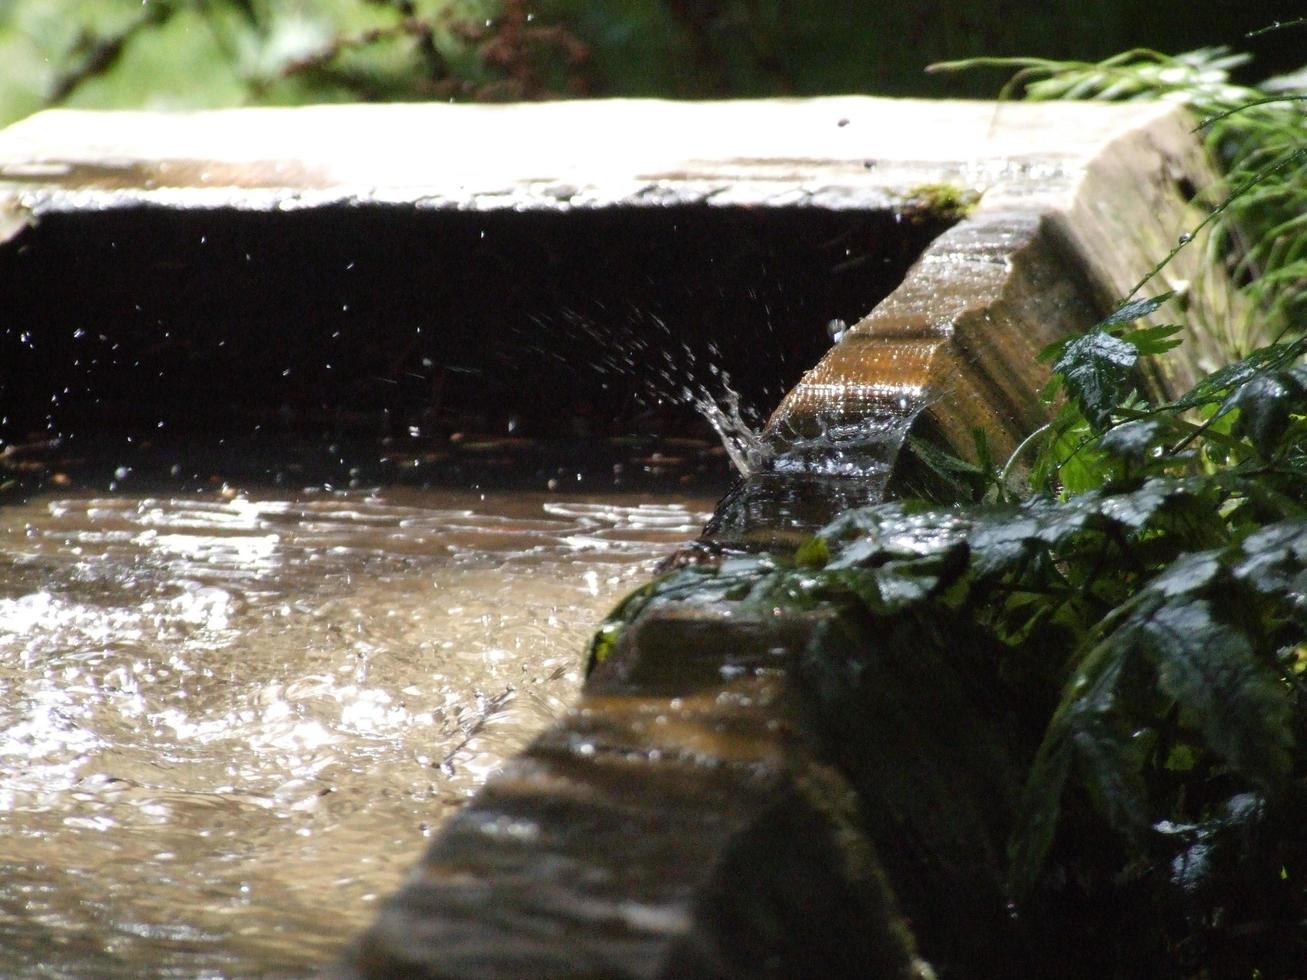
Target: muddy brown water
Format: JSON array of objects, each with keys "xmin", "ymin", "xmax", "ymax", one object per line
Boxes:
[{"xmin": 0, "ymin": 486, "xmax": 714, "ymax": 977}]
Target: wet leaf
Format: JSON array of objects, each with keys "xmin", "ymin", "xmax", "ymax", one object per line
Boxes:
[
  {"xmin": 1012, "ymin": 645, "xmax": 1146, "ymax": 895},
  {"xmin": 1096, "ymin": 477, "xmax": 1191, "ymax": 530},
  {"xmin": 1101, "ymin": 290, "xmax": 1175, "ymax": 327},
  {"xmin": 1145, "ymin": 550, "xmax": 1222, "ymax": 598},
  {"xmin": 1098, "ymin": 418, "xmax": 1167, "ymax": 461},
  {"xmin": 1174, "ymin": 335, "xmax": 1307, "ymax": 410},
  {"xmin": 1119, "ymin": 322, "xmax": 1184, "ymax": 356},
  {"xmin": 903, "ymin": 435, "xmax": 984, "ymax": 478},
  {"xmin": 1138, "ymin": 599, "xmax": 1292, "ymax": 787},
  {"xmin": 904, "ymin": 434, "xmax": 988, "ymax": 499},
  {"xmin": 1228, "ymin": 370, "xmax": 1307, "ymax": 456},
  {"xmin": 1230, "ymin": 518, "xmax": 1307, "ymax": 597},
  {"xmin": 1009, "ymin": 736, "xmax": 1072, "ymax": 899},
  {"xmin": 1054, "ymin": 329, "xmax": 1138, "ymax": 430},
  {"xmin": 1070, "ymin": 713, "xmax": 1151, "ymax": 844},
  {"xmin": 967, "ymin": 511, "xmax": 1041, "ymax": 578},
  {"xmin": 1030, "ymin": 401, "xmax": 1108, "ymax": 494}
]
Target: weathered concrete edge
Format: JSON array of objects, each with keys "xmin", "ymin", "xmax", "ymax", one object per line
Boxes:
[
  {"xmin": 736, "ymin": 97, "xmax": 1229, "ymax": 529},
  {"xmin": 0, "ymin": 97, "xmax": 1181, "ymax": 248}
]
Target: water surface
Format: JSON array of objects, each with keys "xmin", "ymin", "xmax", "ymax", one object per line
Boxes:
[{"xmin": 0, "ymin": 486, "xmax": 713, "ymax": 977}]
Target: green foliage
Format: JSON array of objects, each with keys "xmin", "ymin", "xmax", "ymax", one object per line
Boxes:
[
  {"xmin": 932, "ymin": 46, "xmax": 1307, "ymax": 355},
  {"xmin": 1051, "ymin": 328, "xmax": 1139, "ymax": 430},
  {"xmin": 874, "ymin": 491, "xmax": 1280, "ymax": 877},
  {"xmin": 1, "ymin": 3, "xmax": 1294, "ymax": 125},
  {"xmin": 589, "ymin": 270, "xmax": 1307, "ymax": 963},
  {"xmin": 0, "ymin": 0, "xmax": 591, "ymax": 125},
  {"xmin": 1028, "ymin": 294, "xmax": 1307, "ymax": 497}
]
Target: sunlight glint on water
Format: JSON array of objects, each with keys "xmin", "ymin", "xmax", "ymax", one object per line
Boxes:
[{"xmin": 0, "ymin": 487, "xmax": 712, "ymax": 977}]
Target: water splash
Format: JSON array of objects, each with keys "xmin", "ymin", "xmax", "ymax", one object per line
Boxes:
[
  {"xmin": 686, "ymin": 379, "xmax": 767, "ymax": 478},
  {"xmin": 512, "ymin": 306, "xmax": 778, "ymax": 478}
]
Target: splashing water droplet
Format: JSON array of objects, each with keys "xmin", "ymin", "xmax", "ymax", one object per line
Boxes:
[{"xmin": 688, "ymin": 377, "xmax": 767, "ymax": 478}]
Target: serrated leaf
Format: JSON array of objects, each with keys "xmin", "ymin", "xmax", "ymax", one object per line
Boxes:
[
  {"xmin": 1011, "ymin": 641, "xmax": 1144, "ymax": 895},
  {"xmin": 1138, "ymin": 599, "xmax": 1292, "ymax": 788},
  {"xmin": 1098, "ymin": 418, "xmax": 1167, "ymax": 461},
  {"xmin": 1229, "ymin": 370, "xmax": 1307, "ymax": 457},
  {"xmin": 876, "ymin": 546, "xmax": 969, "ymax": 611},
  {"xmin": 1054, "ymin": 329, "xmax": 1139, "ymax": 430},
  {"xmin": 817, "ymin": 545, "xmax": 968, "ymax": 616},
  {"xmin": 1037, "ymin": 336, "xmax": 1071, "ymax": 364},
  {"xmin": 967, "ymin": 511, "xmax": 1041, "ymax": 578},
  {"xmin": 1101, "ymin": 291, "xmax": 1175, "ymax": 326},
  {"xmin": 1231, "ymin": 518, "xmax": 1307, "ymax": 597},
  {"xmin": 1008, "ymin": 736, "xmax": 1072, "ymax": 899},
  {"xmin": 1030, "ymin": 401, "xmax": 1111, "ymax": 495},
  {"xmin": 1097, "ymin": 477, "xmax": 1190, "ymax": 530},
  {"xmin": 810, "ymin": 568, "xmax": 886, "ymax": 613},
  {"xmin": 906, "ymin": 436, "xmax": 986, "ymax": 476},
  {"xmin": 820, "ymin": 504, "xmax": 970, "ymax": 569},
  {"xmin": 1120, "ymin": 323, "xmax": 1184, "ymax": 356},
  {"xmin": 966, "ymin": 492, "xmax": 1110, "ymax": 573},
  {"xmin": 903, "ymin": 435, "xmax": 988, "ymax": 500},
  {"xmin": 1174, "ymin": 335, "xmax": 1307, "ymax": 410},
  {"xmin": 1146, "ymin": 550, "xmax": 1223, "ymax": 597},
  {"xmin": 1071, "ymin": 715, "xmax": 1152, "ymax": 844}
]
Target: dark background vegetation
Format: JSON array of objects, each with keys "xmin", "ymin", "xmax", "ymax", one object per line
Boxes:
[{"xmin": 0, "ymin": 0, "xmax": 1301, "ymax": 126}]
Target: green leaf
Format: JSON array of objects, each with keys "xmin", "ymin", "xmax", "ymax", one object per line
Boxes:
[
  {"xmin": 903, "ymin": 434, "xmax": 989, "ymax": 500},
  {"xmin": 1173, "ymin": 335, "xmax": 1307, "ymax": 410},
  {"xmin": 794, "ymin": 536, "xmax": 831, "ymax": 569},
  {"xmin": 1119, "ymin": 322, "xmax": 1184, "ymax": 356},
  {"xmin": 820, "ymin": 505, "xmax": 970, "ymax": 569},
  {"xmin": 1230, "ymin": 518, "xmax": 1307, "ymax": 597},
  {"xmin": 1011, "ymin": 642, "xmax": 1146, "ymax": 895},
  {"xmin": 1229, "ymin": 370, "xmax": 1307, "ymax": 457},
  {"xmin": 1101, "ymin": 290, "xmax": 1175, "ymax": 327},
  {"xmin": 1030, "ymin": 401, "xmax": 1111, "ymax": 495},
  {"xmin": 1054, "ymin": 329, "xmax": 1139, "ymax": 430},
  {"xmin": 967, "ymin": 510, "xmax": 1042, "ymax": 578},
  {"xmin": 1096, "ymin": 477, "xmax": 1193, "ymax": 530},
  {"xmin": 1098, "ymin": 418, "xmax": 1167, "ymax": 461},
  {"xmin": 1037, "ymin": 336, "xmax": 1071, "ymax": 364},
  {"xmin": 1145, "ymin": 550, "xmax": 1222, "ymax": 598},
  {"xmin": 816, "ymin": 544, "xmax": 968, "ymax": 616},
  {"xmin": 1070, "ymin": 715, "xmax": 1151, "ymax": 845},
  {"xmin": 905, "ymin": 436, "xmax": 986, "ymax": 476},
  {"xmin": 878, "ymin": 546, "xmax": 970, "ymax": 611},
  {"xmin": 1008, "ymin": 736, "xmax": 1072, "ymax": 898},
  {"xmin": 1138, "ymin": 599, "xmax": 1292, "ymax": 788}
]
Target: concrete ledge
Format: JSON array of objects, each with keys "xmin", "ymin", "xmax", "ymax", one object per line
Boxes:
[
  {"xmin": 710, "ymin": 97, "xmax": 1232, "ymax": 544},
  {"xmin": 1, "ymin": 97, "xmax": 1197, "ymax": 220},
  {"xmin": 341, "ymin": 608, "xmax": 931, "ymax": 979}
]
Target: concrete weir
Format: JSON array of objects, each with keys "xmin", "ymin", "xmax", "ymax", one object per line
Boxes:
[{"xmin": 0, "ymin": 98, "xmax": 1230, "ymax": 976}]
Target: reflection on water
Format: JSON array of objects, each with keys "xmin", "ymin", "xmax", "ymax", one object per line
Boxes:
[{"xmin": 0, "ymin": 487, "xmax": 712, "ymax": 977}]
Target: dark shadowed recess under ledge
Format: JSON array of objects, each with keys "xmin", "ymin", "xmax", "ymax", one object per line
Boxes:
[{"xmin": 0, "ymin": 203, "xmax": 951, "ymax": 494}]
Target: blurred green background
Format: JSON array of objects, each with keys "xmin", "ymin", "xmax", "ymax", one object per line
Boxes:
[{"xmin": 0, "ymin": 0, "xmax": 1300, "ymax": 126}]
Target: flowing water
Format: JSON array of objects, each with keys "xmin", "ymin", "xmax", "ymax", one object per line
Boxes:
[{"xmin": 0, "ymin": 486, "xmax": 715, "ymax": 977}]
